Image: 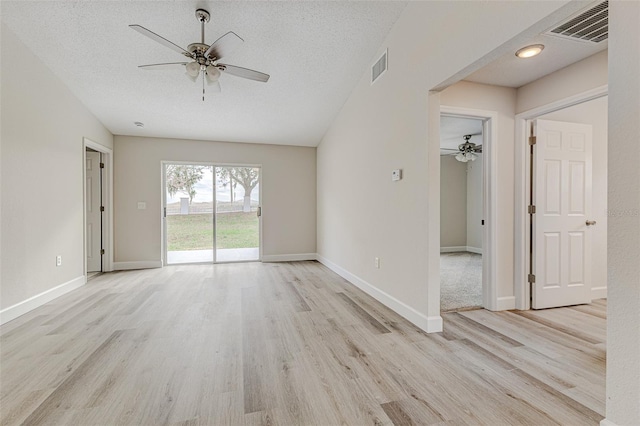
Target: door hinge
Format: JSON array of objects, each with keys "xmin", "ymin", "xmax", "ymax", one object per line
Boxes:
[
  {"xmin": 481, "ymin": 219, "xmax": 485, "ymax": 225},
  {"xmin": 100, "ymin": 162, "xmax": 105, "ymax": 169},
  {"xmin": 529, "ymin": 136, "xmax": 537, "ymax": 145},
  {"xmin": 100, "ymin": 249, "xmax": 105, "ymax": 255},
  {"xmin": 528, "ymin": 205, "xmax": 536, "ymax": 214},
  {"xmin": 100, "ymin": 206, "xmax": 105, "ymax": 212},
  {"xmin": 528, "ymin": 274, "xmax": 536, "ymax": 284}
]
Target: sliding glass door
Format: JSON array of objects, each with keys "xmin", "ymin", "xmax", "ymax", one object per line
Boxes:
[{"xmin": 164, "ymin": 163, "xmax": 260, "ymax": 264}]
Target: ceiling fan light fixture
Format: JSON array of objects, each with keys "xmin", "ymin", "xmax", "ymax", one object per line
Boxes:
[
  {"xmin": 206, "ymin": 65, "xmax": 221, "ymax": 82},
  {"xmin": 455, "ymin": 152, "xmax": 467, "ymax": 162},
  {"xmin": 186, "ymin": 61, "xmax": 200, "ymax": 77},
  {"xmin": 515, "ymin": 44, "xmax": 545, "ymax": 59}
]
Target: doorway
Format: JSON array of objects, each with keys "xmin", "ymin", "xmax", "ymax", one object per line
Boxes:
[
  {"xmin": 85, "ymin": 148, "xmax": 103, "ymax": 276},
  {"xmin": 163, "ymin": 163, "xmax": 261, "ymax": 264},
  {"xmin": 83, "ymin": 138, "xmax": 113, "ymax": 276},
  {"xmin": 439, "ymin": 115, "xmax": 484, "ymax": 311},
  {"xmin": 515, "ymin": 92, "xmax": 608, "ymax": 309}
]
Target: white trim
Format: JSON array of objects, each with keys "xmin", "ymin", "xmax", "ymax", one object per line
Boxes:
[
  {"xmin": 600, "ymin": 420, "xmax": 619, "ymax": 426},
  {"xmin": 262, "ymin": 253, "xmax": 317, "ymax": 262},
  {"xmin": 83, "ymin": 138, "xmax": 114, "ymax": 273},
  {"xmin": 514, "ymin": 85, "xmax": 608, "ymax": 310},
  {"xmin": 0, "ymin": 276, "xmax": 85, "ymax": 325},
  {"xmin": 317, "ymin": 255, "xmax": 443, "ymax": 333},
  {"xmin": 591, "ymin": 287, "xmax": 607, "ymax": 300},
  {"xmin": 495, "ymin": 296, "xmax": 516, "ymax": 311},
  {"xmin": 440, "ymin": 106, "xmax": 499, "ymax": 311},
  {"xmin": 113, "ymin": 261, "xmax": 163, "ymax": 270},
  {"xmin": 440, "ymin": 246, "xmax": 467, "ymax": 253},
  {"xmin": 440, "ymin": 246, "xmax": 483, "ymax": 254}
]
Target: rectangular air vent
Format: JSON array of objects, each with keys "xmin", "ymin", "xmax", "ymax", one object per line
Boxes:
[
  {"xmin": 547, "ymin": 1, "xmax": 608, "ymax": 43},
  {"xmin": 371, "ymin": 49, "xmax": 387, "ymax": 84}
]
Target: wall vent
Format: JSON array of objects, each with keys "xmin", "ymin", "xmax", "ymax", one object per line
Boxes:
[
  {"xmin": 371, "ymin": 49, "xmax": 387, "ymax": 84},
  {"xmin": 547, "ymin": 1, "xmax": 608, "ymax": 43}
]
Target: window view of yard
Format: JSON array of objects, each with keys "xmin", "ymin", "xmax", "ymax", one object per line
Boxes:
[
  {"xmin": 167, "ymin": 209, "xmax": 259, "ymax": 251},
  {"xmin": 164, "ymin": 165, "xmax": 260, "ymax": 263}
]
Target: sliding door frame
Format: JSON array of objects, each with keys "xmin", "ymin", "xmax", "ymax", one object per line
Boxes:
[{"xmin": 161, "ymin": 161, "xmax": 262, "ymax": 265}]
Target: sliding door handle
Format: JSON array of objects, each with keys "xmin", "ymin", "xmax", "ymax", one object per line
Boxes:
[{"xmin": 257, "ymin": 207, "xmax": 262, "ymax": 217}]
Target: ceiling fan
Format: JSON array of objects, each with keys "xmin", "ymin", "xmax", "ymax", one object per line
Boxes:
[
  {"xmin": 130, "ymin": 9, "xmax": 270, "ymax": 101},
  {"xmin": 441, "ymin": 134, "xmax": 483, "ymax": 163}
]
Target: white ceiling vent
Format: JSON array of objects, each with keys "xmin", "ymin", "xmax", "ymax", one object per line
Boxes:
[
  {"xmin": 547, "ymin": 1, "xmax": 608, "ymax": 43},
  {"xmin": 371, "ymin": 49, "xmax": 387, "ymax": 84}
]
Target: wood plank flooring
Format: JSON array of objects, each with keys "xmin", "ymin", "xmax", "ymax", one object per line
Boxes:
[{"xmin": 0, "ymin": 261, "xmax": 606, "ymax": 425}]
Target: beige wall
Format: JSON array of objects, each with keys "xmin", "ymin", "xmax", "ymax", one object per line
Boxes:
[
  {"xmin": 317, "ymin": 1, "xmax": 576, "ymax": 326},
  {"xmin": 541, "ymin": 96, "xmax": 607, "ymax": 298},
  {"xmin": 606, "ymin": 1, "xmax": 640, "ymax": 423},
  {"xmin": 1, "ymin": 26, "xmax": 113, "ymax": 311},
  {"xmin": 113, "ymin": 136, "xmax": 316, "ymax": 264},
  {"xmin": 466, "ymin": 155, "xmax": 483, "ymax": 251},
  {"xmin": 516, "ymin": 50, "xmax": 607, "ymax": 114},
  {"xmin": 440, "ymin": 156, "xmax": 467, "ymax": 248}
]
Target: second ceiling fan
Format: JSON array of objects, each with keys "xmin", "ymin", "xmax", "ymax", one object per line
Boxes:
[
  {"xmin": 441, "ymin": 134, "xmax": 483, "ymax": 163},
  {"xmin": 130, "ymin": 9, "xmax": 270, "ymax": 100}
]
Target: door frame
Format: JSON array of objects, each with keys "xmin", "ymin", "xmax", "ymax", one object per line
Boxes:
[
  {"xmin": 514, "ymin": 85, "xmax": 608, "ymax": 310},
  {"xmin": 161, "ymin": 161, "xmax": 263, "ymax": 265},
  {"xmin": 82, "ymin": 138, "xmax": 113, "ymax": 275},
  {"xmin": 440, "ymin": 106, "xmax": 498, "ymax": 311}
]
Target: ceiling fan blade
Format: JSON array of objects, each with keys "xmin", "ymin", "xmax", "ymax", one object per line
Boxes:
[
  {"xmin": 205, "ymin": 31, "xmax": 244, "ymax": 60},
  {"xmin": 139, "ymin": 62, "xmax": 188, "ymax": 70},
  {"xmin": 440, "ymin": 148, "xmax": 459, "ymax": 151},
  {"xmin": 130, "ymin": 25, "xmax": 192, "ymax": 58},
  {"xmin": 218, "ymin": 64, "xmax": 270, "ymax": 82}
]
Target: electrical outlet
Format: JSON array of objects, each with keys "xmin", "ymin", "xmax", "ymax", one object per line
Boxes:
[
  {"xmin": 375, "ymin": 257, "xmax": 380, "ymax": 269},
  {"xmin": 56, "ymin": 255, "xmax": 62, "ymax": 267}
]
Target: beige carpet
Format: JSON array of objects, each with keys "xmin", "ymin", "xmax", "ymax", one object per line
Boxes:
[{"xmin": 440, "ymin": 252, "xmax": 482, "ymax": 311}]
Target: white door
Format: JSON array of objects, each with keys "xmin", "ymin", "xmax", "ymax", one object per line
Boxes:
[
  {"xmin": 532, "ymin": 119, "xmax": 593, "ymax": 309},
  {"xmin": 86, "ymin": 151, "xmax": 102, "ymax": 272}
]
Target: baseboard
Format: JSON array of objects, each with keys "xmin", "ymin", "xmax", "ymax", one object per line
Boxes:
[
  {"xmin": 600, "ymin": 419, "xmax": 618, "ymax": 426},
  {"xmin": 113, "ymin": 260, "xmax": 162, "ymax": 270},
  {"xmin": 261, "ymin": 253, "xmax": 317, "ymax": 262},
  {"xmin": 0, "ymin": 275, "xmax": 86, "ymax": 325},
  {"xmin": 440, "ymin": 246, "xmax": 466, "ymax": 253},
  {"xmin": 440, "ymin": 246, "xmax": 483, "ymax": 254},
  {"xmin": 591, "ymin": 287, "xmax": 607, "ymax": 300},
  {"xmin": 495, "ymin": 296, "xmax": 516, "ymax": 311},
  {"xmin": 316, "ymin": 255, "xmax": 442, "ymax": 333}
]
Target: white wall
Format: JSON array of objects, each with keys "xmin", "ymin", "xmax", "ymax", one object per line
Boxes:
[
  {"xmin": 440, "ymin": 156, "xmax": 466, "ymax": 248},
  {"xmin": 317, "ymin": 1, "xmax": 578, "ymax": 330},
  {"xmin": 606, "ymin": 1, "xmax": 640, "ymax": 424},
  {"xmin": 540, "ymin": 96, "xmax": 607, "ymax": 299},
  {"xmin": 466, "ymin": 155, "xmax": 483, "ymax": 251},
  {"xmin": 1, "ymin": 27, "xmax": 113, "ymax": 317},
  {"xmin": 113, "ymin": 136, "xmax": 316, "ymax": 265},
  {"xmin": 440, "ymin": 82, "xmax": 517, "ymax": 302}
]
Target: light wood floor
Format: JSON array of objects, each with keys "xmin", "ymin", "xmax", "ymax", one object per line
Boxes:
[{"xmin": 0, "ymin": 261, "xmax": 606, "ymax": 425}]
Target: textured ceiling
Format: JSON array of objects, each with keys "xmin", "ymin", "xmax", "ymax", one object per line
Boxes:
[
  {"xmin": 1, "ymin": 1, "xmax": 407, "ymax": 147},
  {"xmin": 440, "ymin": 116, "xmax": 483, "ymax": 157}
]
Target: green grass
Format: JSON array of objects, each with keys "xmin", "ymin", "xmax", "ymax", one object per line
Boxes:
[{"xmin": 167, "ymin": 212, "xmax": 258, "ymax": 251}]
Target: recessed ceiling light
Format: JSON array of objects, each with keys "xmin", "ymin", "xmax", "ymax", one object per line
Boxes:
[
  {"xmin": 515, "ymin": 44, "xmax": 545, "ymax": 59},
  {"xmin": 134, "ymin": 121, "xmax": 144, "ymax": 127}
]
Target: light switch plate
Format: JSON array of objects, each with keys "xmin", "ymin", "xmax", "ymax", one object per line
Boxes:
[{"xmin": 392, "ymin": 169, "xmax": 402, "ymax": 181}]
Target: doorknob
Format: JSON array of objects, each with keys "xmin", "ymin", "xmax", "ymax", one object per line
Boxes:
[{"xmin": 586, "ymin": 220, "xmax": 597, "ymax": 226}]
